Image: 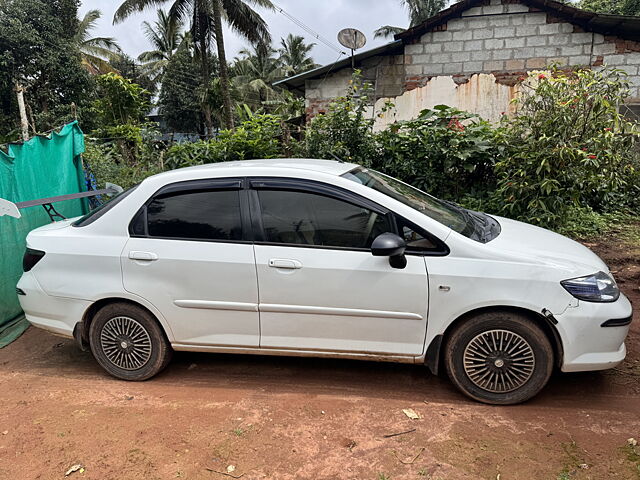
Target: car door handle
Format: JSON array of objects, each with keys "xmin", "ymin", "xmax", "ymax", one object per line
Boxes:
[
  {"xmin": 129, "ymin": 251, "xmax": 158, "ymax": 261},
  {"xmin": 268, "ymin": 259, "xmax": 302, "ymax": 269}
]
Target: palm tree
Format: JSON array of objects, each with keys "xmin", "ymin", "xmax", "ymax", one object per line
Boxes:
[
  {"xmin": 138, "ymin": 9, "xmax": 184, "ymax": 84},
  {"xmin": 114, "ymin": 0, "xmax": 274, "ymax": 134},
  {"xmin": 76, "ymin": 10, "xmax": 122, "ymax": 74},
  {"xmin": 279, "ymin": 34, "xmax": 318, "ymax": 77},
  {"xmin": 233, "ymin": 43, "xmax": 284, "ymax": 108},
  {"xmin": 374, "ymin": 0, "xmax": 446, "ymax": 39}
]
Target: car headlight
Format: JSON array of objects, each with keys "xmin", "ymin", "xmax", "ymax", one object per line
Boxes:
[{"xmin": 561, "ymin": 271, "xmax": 620, "ymax": 303}]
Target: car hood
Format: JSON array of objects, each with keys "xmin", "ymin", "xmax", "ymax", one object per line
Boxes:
[{"xmin": 487, "ymin": 216, "xmax": 608, "ymax": 274}]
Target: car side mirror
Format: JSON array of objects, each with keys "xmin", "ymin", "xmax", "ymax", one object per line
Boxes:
[{"xmin": 371, "ymin": 233, "xmax": 407, "ymax": 269}]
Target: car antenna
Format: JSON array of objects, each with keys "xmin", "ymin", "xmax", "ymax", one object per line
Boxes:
[{"xmin": 328, "ymin": 152, "xmax": 344, "ymax": 163}]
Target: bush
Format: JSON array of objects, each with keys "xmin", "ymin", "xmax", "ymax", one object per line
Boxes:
[
  {"xmin": 164, "ymin": 114, "xmax": 284, "ymax": 169},
  {"xmin": 304, "ymin": 71, "xmax": 378, "ymax": 164},
  {"xmin": 495, "ymin": 66, "xmax": 639, "ymax": 228},
  {"xmin": 374, "ymin": 105, "xmax": 501, "ymax": 200},
  {"xmin": 83, "ymin": 141, "xmax": 165, "ymax": 190}
]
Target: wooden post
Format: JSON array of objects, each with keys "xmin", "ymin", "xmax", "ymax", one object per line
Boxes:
[{"xmin": 15, "ymin": 82, "xmax": 29, "ymax": 142}]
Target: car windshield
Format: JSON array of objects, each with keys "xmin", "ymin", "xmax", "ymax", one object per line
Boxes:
[{"xmin": 342, "ymin": 167, "xmax": 499, "ymax": 242}]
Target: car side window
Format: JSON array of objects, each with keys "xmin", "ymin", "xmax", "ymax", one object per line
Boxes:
[
  {"xmin": 257, "ymin": 189, "xmax": 391, "ymax": 249},
  {"xmin": 143, "ymin": 189, "xmax": 243, "ymax": 241},
  {"xmin": 397, "ymin": 217, "xmax": 438, "ymax": 251}
]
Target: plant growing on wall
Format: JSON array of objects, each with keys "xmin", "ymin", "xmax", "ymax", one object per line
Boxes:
[
  {"xmin": 496, "ymin": 66, "xmax": 639, "ymax": 227},
  {"xmin": 304, "ymin": 70, "xmax": 379, "ymax": 164}
]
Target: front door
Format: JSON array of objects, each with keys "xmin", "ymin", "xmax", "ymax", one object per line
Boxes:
[
  {"xmin": 122, "ymin": 178, "xmax": 260, "ymax": 347},
  {"xmin": 250, "ymin": 179, "xmax": 429, "ymax": 357}
]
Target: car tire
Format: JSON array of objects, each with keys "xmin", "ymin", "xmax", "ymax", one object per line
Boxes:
[
  {"xmin": 89, "ymin": 302, "xmax": 172, "ymax": 381},
  {"xmin": 444, "ymin": 311, "xmax": 554, "ymax": 405}
]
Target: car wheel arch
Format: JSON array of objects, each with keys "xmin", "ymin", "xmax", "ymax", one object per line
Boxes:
[
  {"xmin": 426, "ymin": 305, "xmax": 563, "ymax": 375},
  {"xmin": 77, "ymin": 297, "xmax": 173, "ymax": 351}
]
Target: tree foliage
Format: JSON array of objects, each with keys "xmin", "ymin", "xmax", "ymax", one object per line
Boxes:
[
  {"xmin": 279, "ymin": 34, "xmax": 318, "ymax": 77},
  {"xmin": 159, "ymin": 45, "xmax": 205, "ymax": 134},
  {"xmin": 0, "ymin": 0, "xmax": 92, "ymax": 137},
  {"xmin": 375, "ymin": 0, "xmax": 446, "ymax": 39},
  {"xmin": 496, "ymin": 67, "xmax": 639, "ymax": 227},
  {"xmin": 579, "ymin": 0, "xmax": 640, "ymax": 16},
  {"xmin": 76, "ymin": 9, "xmax": 122, "ymax": 74}
]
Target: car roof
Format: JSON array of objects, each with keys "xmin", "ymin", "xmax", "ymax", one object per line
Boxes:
[{"xmin": 174, "ymin": 158, "xmax": 358, "ymax": 177}]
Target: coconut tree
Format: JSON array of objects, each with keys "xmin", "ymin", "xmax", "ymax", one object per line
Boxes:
[
  {"xmin": 114, "ymin": 0, "xmax": 274, "ymax": 134},
  {"xmin": 76, "ymin": 9, "xmax": 122, "ymax": 74},
  {"xmin": 233, "ymin": 43, "xmax": 284, "ymax": 108},
  {"xmin": 138, "ymin": 9, "xmax": 184, "ymax": 84},
  {"xmin": 279, "ymin": 34, "xmax": 318, "ymax": 77},
  {"xmin": 374, "ymin": 0, "xmax": 446, "ymax": 39}
]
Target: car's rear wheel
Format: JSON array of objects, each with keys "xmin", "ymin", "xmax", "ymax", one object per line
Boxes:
[
  {"xmin": 444, "ymin": 311, "xmax": 553, "ymax": 405},
  {"xmin": 89, "ymin": 302, "xmax": 172, "ymax": 381}
]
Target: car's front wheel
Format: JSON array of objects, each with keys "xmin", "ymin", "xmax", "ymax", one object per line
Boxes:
[
  {"xmin": 444, "ymin": 311, "xmax": 554, "ymax": 405},
  {"xmin": 89, "ymin": 302, "xmax": 172, "ymax": 381}
]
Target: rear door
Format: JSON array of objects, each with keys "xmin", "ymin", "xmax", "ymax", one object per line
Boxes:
[
  {"xmin": 121, "ymin": 178, "xmax": 260, "ymax": 347},
  {"xmin": 250, "ymin": 178, "xmax": 430, "ymax": 357}
]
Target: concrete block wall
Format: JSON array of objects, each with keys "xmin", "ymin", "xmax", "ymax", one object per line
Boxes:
[
  {"xmin": 305, "ymin": 54, "xmax": 405, "ymax": 118},
  {"xmin": 304, "ymin": 0, "xmax": 640, "ymax": 120},
  {"xmin": 405, "ymin": 0, "xmax": 640, "ymax": 98}
]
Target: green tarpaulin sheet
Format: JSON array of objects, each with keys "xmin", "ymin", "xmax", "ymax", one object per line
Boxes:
[{"xmin": 0, "ymin": 121, "xmax": 87, "ymax": 347}]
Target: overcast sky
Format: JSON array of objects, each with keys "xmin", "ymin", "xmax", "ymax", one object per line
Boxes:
[{"xmin": 78, "ymin": 0, "xmax": 410, "ymax": 66}]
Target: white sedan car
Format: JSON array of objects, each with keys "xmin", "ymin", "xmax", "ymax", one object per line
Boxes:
[{"xmin": 17, "ymin": 159, "xmax": 632, "ymax": 404}]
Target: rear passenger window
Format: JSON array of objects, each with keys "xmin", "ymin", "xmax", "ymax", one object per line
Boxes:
[{"xmin": 146, "ymin": 190, "xmax": 242, "ymax": 241}]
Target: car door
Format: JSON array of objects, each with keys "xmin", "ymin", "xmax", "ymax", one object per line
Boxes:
[
  {"xmin": 250, "ymin": 178, "xmax": 430, "ymax": 357},
  {"xmin": 121, "ymin": 178, "xmax": 260, "ymax": 347}
]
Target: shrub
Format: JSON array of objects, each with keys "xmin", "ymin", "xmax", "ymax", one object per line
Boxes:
[
  {"xmin": 164, "ymin": 114, "xmax": 284, "ymax": 169},
  {"xmin": 304, "ymin": 71, "xmax": 378, "ymax": 164},
  {"xmin": 496, "ymin": 66, "xmax": 639, "ymax": 228},
  {"xmin": 83, "ymin": 141, "xmax": 165, "ymax": 190},
  {"xmin": 374, "ymin": 105, "xmax": 502, "ymax": 200}
]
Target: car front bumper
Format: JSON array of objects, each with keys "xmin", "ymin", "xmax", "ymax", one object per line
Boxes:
[
  {"xmin": 16, "ymin": 272, "xmax": 90, "ymax": 339},
  {"xmin": 556, "ymin": 292, "xmax": 633, "ymax": 372}
]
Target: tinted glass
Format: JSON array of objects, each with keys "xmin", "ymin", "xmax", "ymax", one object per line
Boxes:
[
  {"xmin": 342, "ymin": 168, "xmax": 472, "ymax": 236},
  {"xmin": 258, "ymin": 190, "xmax": 391, "ymax": 248},
  {"xmin": 73, "ymin": 185, "xmax": 138, "ymax": 227},
  {"xmin": 147, "ymin": 189, "xmax": 242, "ymax": 241},
  {"xmin": 397, "ymin": 218, "xmax": 437, "ymax": 251}
]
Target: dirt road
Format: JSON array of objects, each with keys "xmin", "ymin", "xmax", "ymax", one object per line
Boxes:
[{"xmin": 0, "ymin": 236, "xmax": 638, "ymax": 480}]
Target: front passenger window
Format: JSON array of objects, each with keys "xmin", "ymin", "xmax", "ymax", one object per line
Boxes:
[{"xmin": 257, "ymin": 190, "xmax": 391, "ymax": 249}]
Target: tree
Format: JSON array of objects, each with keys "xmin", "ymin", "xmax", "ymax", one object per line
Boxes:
[
  {"xmin": 111, "ymin": 54, "xmax": 158, "ymax": 95},
  {"xmin": 0, "ymin": 0, "xmax": 92, "ymax": 138},
  {"xmin": 374, "ymin": 0, "xmax": 446, "ymax": 39},
  {"xmin": 233, "ymin": 44, "xmax": 284, "ymax": 109},
  {"xmin": 76, "ymin": 9, "xmax": 122, "ymax": 74},
  {"xmin": 579, "ymin": 0, "xmax": 640, "ymax": 15},
  {"xmin": 138, "ymin": 9, "xmax": 185, "ymax": 84},
  {"xmin": 114, "ymin": 0, "xmax": 274, "ymax": 134},
  {"xmin": 159, "ymin": 43, "xmax": 204, "ymax": 134},
  {"xmin": 279, "ymin": 34, "xmax": 318, "ymax": 77}
]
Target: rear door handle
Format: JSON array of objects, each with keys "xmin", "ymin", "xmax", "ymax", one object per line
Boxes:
[
  {"xmin": 129, "ymin": 251, "xmax": 158, "ymax": 261},
  {"xmin": 268, "ymin": 259, "xmax": 302, "ymax": 269}
]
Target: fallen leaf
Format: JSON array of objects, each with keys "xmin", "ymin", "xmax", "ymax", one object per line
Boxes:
[
  {"xmin": 65, "ymin": 464, "xmax": 83, "ymax": 476},
  {"xmin": 402, "ymin": 408, "xmax": 421, "ymax": 420}
]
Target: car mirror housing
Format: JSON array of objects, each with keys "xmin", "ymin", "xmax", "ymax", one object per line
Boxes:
[{"xmin": 371, "ymin": 233, "xmax": 407, "ymax": 269}]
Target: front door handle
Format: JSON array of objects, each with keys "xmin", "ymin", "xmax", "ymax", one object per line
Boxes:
[
  {"xmin": 129, "ymin": 251, "xmax": 158, "ymax": 261},
  {"xmin": 268, "ymin": 259, "xmax": 302, "ymax": 269}
]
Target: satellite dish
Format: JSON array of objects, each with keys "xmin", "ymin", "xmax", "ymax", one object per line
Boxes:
[{"xmin": 338, "ymin": 28, "xmax": 367, "ymax": 51}]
